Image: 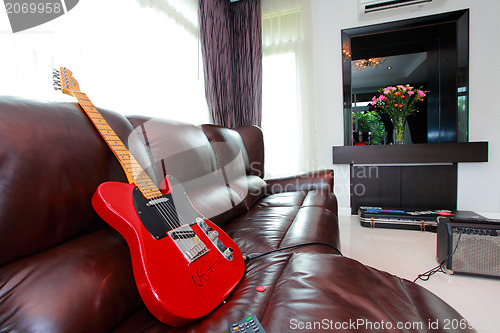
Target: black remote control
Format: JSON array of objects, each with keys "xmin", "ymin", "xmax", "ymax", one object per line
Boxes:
[{"xmin": 228, "ymin": 314, "xmax": 266, "ymax": 333}]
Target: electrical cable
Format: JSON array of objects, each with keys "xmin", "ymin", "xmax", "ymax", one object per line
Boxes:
[
  {"xmin": 413, "ymin": 228, "xmax": 462, "ymax": 283},
  {"xmin": 244, "ymin": 241, "xmax": 343, "ymax": 263}
]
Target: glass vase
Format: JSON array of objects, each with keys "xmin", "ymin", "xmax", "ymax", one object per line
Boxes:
[{"xmin": 392, "ymin": 118, "xmax": 406, "ymax": 144}]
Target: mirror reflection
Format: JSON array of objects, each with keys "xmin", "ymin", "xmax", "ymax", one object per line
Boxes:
[
  {"xmin": 351, "ymin": 52, "xmax": 428, "ymax": 145},
  {"xmin": 342, "ymin": 9, "xmax": 469, "ymax": 146}
]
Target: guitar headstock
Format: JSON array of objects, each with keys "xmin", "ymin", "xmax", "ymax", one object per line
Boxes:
[{"xmin": 53, "ymin": 67, "xmax": 80, "ymax": 96}]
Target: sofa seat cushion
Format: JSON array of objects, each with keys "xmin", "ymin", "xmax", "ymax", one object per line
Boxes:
[
  {"xmin": 111, "ymin": 253, "xmax": 475, "ymax": 333},
  {"xmin": 222, "ymin": 190, "xmax": 340, "ymax": 254}
]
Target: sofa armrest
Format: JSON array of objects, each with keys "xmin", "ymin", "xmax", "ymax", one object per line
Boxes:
[{"xmin": 265, "ymin": 169, "xmax": 334, "ymax": 195}]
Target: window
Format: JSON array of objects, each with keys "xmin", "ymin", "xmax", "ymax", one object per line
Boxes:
[
  {"xmin": 261, "ymin": 0, "xmax": 316, "ymax": 177},
  {"xmin": 262, "ymin": 52, "xmax": 300, "ymax": 176},
  {"xmin": 0, "ymin": 0, "xmax": 209, "ymax": 124}
]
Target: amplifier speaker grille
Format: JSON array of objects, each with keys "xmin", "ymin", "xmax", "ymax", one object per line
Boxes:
[{"xmin": 451, "ymin": 231, "xmax": 500, "ymax": 276}]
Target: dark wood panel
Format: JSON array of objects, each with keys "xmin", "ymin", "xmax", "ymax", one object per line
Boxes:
[
  {"xmin": 437, "ymin": 22, "xmax": 459, "ymax": 142},
  {"xmin": 332, "ymin": 142, "xmax": 488, "ymax": 164},
  {"xmin": 350, "ymin": 165, "xmax": 458, "ymax": 214},
  {"xmin": 351, "ymin": 166, "xmax": 401, "ymax": 214},
  {"xmin": 401, "ymin": 165, "xmax": 457, "ymax": 210}
]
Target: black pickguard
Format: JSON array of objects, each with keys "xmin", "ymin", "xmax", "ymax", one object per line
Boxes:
[
  {"xmin": 132, "ymin": 188, "xmax": 173, "ymax": 240},
  {"xmin": 132, "ymin": 176, "xmax": 205, "ymax": 240}
]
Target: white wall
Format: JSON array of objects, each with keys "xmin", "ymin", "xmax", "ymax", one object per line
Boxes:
[{"xmin": 311, "ymin": 0, "xmax": 500, "ymax": 216}]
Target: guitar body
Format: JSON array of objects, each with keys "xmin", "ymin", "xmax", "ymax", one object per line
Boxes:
[{"xmin": 92, "ymin": 176, "xmax": 245, "ymax": 327}]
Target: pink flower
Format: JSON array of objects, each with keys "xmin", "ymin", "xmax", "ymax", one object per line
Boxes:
[
  {"xmin": 408, "ymin": 91, "xmax": 415, "ymax": 95},
  {"xmin": 378, "ymin": 95, "xmax": 385, "ymax": 102}
]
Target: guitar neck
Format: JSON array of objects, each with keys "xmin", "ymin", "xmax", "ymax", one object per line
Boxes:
[{"xmin": 72, "ymin": 91, "xmax": 162, "ymax": 200}]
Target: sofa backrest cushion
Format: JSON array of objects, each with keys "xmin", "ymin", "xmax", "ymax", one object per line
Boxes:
[
  {"xmin": 127, "ymin": 116, "xmax": 248, "ymax": 226},
  {"xmin": 0, "ymin": 97, "xmax": 147, "ymax": 266},
  {"xmin": 201, "ymin": 124, "xmax": 267, "ymax": 210},
  {"xmin": 127, "ymin": 116, "xmax": 218, "ymax": 186},
  {"xmin": 234, "ymin": 125, "xmax": 265, "ymax": 178}
]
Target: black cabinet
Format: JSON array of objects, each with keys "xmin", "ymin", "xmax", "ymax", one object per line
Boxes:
[{"xmin": 350, "ymin": 164, "xmax": 457, "ymax": 214}]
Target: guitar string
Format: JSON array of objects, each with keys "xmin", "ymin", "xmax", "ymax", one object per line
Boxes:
[
  {"xmin": 74, "ymin": 92, "xmax": 198, "ymax": 249},
  {"xmin": 70, "ymin": 92, "xmax": 178, "ymax": 225},
  {"xmin": 123, "ymin": 149, "xmax": 202, "ymax": 246},
  {"xmin": 146, "ymin": 172, "xmax": 201, "ymax": 241},
  {"xmin": 92, "ymin": 113, "xmax": 194, "ymax": 245},
  {"xmin": 52, "ymin": 76, "xmax": 171, "ymax": 215},
  {"xmin": 61, "ymin": 85, "xmax": 191, "ymax": 245},
  {"xmin": 94, "ymin": 116, "xmax": 189, "ymax": 234}
]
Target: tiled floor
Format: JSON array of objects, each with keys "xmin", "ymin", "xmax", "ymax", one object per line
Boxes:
[{"xmin": 338, "ymin": 214, "xmax": 500, "ymax": 333}]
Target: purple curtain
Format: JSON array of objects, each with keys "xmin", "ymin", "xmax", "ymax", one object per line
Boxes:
[
  {"xmin": 199, "ymin": 0, "xmax": 262, "ymax": 128},
  {"xmin": 199, "ymin": 0, "xmax": 234, "ymax": 127},
  {"xmin": 230, "ymin": 0, "xmax": 262, "ymax": 127}
]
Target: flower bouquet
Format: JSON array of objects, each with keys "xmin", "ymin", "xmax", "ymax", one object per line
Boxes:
[{"xmin": 371, "ymin": 84, "xmax": 427, "ymax": 144}]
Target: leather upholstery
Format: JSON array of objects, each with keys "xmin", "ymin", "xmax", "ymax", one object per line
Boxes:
[
  {"xmin": 201, "ymin": 124, "xmax": 268, "ymax": 211},
  {"xmin": 0, "ymin": 96, "xmax": 476, "ymax": 332},
  {"xmin": 113, "ymin": 253, "xmax": 475, "ymax": 333},
  {"xmin": 0, "ymin": 97, "xmax": 129, "ymax": 266},
  {"xmin": 233, "ymin": 125, "xmax": 265, "ymax": 178}
]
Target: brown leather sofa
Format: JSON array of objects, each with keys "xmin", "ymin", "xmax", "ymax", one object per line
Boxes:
[{"xmin": 0, "ymin": 96, "xmax": 475, "ymax": 332}]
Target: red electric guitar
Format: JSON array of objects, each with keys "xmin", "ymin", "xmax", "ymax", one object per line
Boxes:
[{"xmin": 53, "ymin": 67, "xmax": 244, "ymax": 327}]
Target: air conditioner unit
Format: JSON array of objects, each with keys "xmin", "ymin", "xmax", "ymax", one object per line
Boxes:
[{"xmin": 359, "ymin": 0, "xmax": 442, "ymax": 15}]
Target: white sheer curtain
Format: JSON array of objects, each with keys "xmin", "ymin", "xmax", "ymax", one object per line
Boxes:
[
  {"xmin": 0, "ymin": 0, "xmax": 209, "ymax": 124},
  {"xmin": 261, "ymin": 0, "xmax": 317, "ymax": 177}
]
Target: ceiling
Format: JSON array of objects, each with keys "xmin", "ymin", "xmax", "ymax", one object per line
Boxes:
[{"xmin": 351, "ymin": 52, "xmax": 428, "ymax": 93}]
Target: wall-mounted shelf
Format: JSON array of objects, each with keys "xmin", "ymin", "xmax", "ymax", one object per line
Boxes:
[{"xmin": 332, "ymin": 142, "xmax": 488, "ymax": 165}]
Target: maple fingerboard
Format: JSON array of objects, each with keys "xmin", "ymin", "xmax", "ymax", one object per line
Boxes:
[{"xmin": 54, "ymin": 68, "xmax": 161, "ymax": 200}]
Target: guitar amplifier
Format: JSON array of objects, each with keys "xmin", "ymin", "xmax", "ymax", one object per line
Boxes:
[{"xmin": 437, "ymin": 218, "xmax": 500, "ymax": 278}]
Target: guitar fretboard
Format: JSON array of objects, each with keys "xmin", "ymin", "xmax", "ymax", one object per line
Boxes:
[{"xmin": 73, "ymin": 91, "xmax": 162, "ymax": 200}]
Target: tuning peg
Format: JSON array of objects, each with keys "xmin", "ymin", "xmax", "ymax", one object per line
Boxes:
[{"xmin": 53, "ymin": 80, "xmax": 61, "ymax": 91}]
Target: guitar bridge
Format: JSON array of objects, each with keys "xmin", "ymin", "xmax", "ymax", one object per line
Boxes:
[
  {"xmin": 186, "ymin": 243, "xmax": 209, "ymax": 262},
  {"xmin": 168, "ymin": 225, "xmax": 208, "ymax": 263}
]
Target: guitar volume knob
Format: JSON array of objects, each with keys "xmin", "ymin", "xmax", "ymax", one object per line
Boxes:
[
  {"xmin": 208, "ymin": 230, "xmax": 219, "ymax": 241},
  {"xmin": 223, "ymin": 247, "xmax": 233, "ymax": 260}
]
